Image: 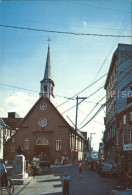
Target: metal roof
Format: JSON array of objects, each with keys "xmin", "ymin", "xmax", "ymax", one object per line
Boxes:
[{"xmin": 44, "ymin": 46, "xmax": 52, "ymax": 80}]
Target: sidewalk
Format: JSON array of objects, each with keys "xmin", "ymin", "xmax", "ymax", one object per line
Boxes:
[
  {"xmin": 13, "ymin": 176, "xmax": 33, "ymax": 195},
  {"xmin": 0, "ymin": 176, "xmax": 33, "ymax": 195},
  {"xmin": 3, "ymin": 163, "xmax": 72, "ymax": 194},
  {"xmin": 4, "ymin": 164, "xmax": 33, "ymax": 195}
]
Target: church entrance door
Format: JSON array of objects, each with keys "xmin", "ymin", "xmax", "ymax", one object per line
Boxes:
[
  {"xmin": 34, "ymin": 137, "xmax": 49, "ymax": 158},
  {"xmin": 34, "ymin": 145, "xmax": 49, "ymax": 156}
]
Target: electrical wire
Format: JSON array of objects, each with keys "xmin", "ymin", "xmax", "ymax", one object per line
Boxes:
[
  {"xmin": 79, "ymin": 70, "xmax": 131, "ymax": 130},
  {"xmin": 0, "ymin": 24, "xmax": 131, "ymax": 37},
  {"xmin": 61, "ymin": 85, "xmax": 104, "ymax": 114},
  {"xmin": 74, "ymin": 55, "xmax": 132, "ymax": 129},
  {"xmin": 78, "ymin": 95, "xmax": 106, "ymax": 127},
  {"xmin": 61, "ymin": 54, "xmax": 132, "ymax": 115},
  {"xmin": 57, "ymin": 73, "xmax": 107, "ymax": 108},
  {"xmin": 79, "ymin": 103, "xmax": 106, "ymax": 130},
  {"xmin": 63, "ymin": 1, "xmax": 129, "ymax": 13},
  {"xmin": 94, "ymin": 12, "xmax": 131, "ymax": 79},
  {"xmin": 0, "ymin": 83, "xmax": 39, "ymax": 93}
]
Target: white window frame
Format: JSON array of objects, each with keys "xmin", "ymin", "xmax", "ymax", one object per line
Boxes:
[
  {"xmin": 56, "ymin": 139, "xmax": 61, "ymax": 151},
  {"xmin": 11, "ymin": 145, "xmax": 15, "ymax": 152},
  {"xmin": 24, "ymin": 138, "xmax": 30, "ymax": 150},
  {"xmin": 122, "ymin": 133, "xmax": 125, "ymax": 144},
  {"xmin": 129, "ymin": 131, "xmax": 132, "ymax": 143},
  {"xmin": 130, "ymin": 112, "xmax": 132, "ymax": 121},
  {"xmin": 70, "ymin": 134, "xmax": 72, "ymax": 150},
  {"xmin": 123, "ymin": 114, "xmax": 126, "ymax": 125},
  {"xmin": 72, "ymin": 134, "xmax": 75, "ymax": 150}
]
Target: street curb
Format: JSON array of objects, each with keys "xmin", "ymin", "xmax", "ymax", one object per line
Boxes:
[{"xmin": 14, "ymin": 177, "xmax": 34, "ymax": 195}]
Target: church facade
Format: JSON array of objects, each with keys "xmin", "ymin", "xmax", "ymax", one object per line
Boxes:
[{"xmin": 5, "ymin": 46, "xmax": 85, "ymax": 163}]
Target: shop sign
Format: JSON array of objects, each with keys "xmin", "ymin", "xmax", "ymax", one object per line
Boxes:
[{"xmin": 123, "ymin": 144, "xmax": 132, "ymax": 151}]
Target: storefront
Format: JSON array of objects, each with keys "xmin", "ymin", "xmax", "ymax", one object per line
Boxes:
[{"xmin": 123, "ymin": 144, "xmax": 132, "ymax": 169}]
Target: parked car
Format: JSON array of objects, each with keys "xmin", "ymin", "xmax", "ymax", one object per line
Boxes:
[
  {"xmin": 111, "ymin": 188, "xmax": 132, "ymax": 195},
  {"xmin": 98, "ymin": 162, "xmax": 118, "ymax": 177}
]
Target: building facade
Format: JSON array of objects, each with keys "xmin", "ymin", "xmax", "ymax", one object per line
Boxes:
[
  {"xmin": 4, "ymin": 46, "xmax": 85, "ymax": 163},
  {"xmin": 104, "ymin": 43, "xmax": 132, "ymax": 167}
]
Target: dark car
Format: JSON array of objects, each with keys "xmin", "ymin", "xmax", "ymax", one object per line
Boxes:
[{"xmin": 98, "ymin": 162, "xmax": 118, "ymax": 177}]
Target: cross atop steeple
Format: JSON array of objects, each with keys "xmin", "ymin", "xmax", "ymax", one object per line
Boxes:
[{"xmin": 47, "ymin": 36, "xmax": 51, "ymax": 48}]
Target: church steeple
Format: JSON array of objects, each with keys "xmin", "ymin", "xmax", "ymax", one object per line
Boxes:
[
  {"xmin": 44, "ymin": 46, "xmax": 51, "ymax": 80},
  {"xmin": 40, "ymin": 45, "xmax": 55, "ymax": 100}
]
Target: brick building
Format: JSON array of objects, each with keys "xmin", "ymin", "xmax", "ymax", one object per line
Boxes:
[
  {"xmin": 2, "ymin": 112, "xmax": 23, "ymax": 136},
  {"xmin": 5, "ymin": 46, "xmax": 85, "ymax": 163}
]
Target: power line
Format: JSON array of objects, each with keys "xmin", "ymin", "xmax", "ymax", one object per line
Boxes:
[
  {"xmin": 60, "ymin": 54, "xmax": 132, "ymax": 112},
  {"xmin": 5, "ymin": 16, "xmax": 131, "ymax": 32},
  {"xmin": 57, "ymin": 73, "xmax": 107, "ymax": 108},
  {"xmin": 0, "ymin": 83, "xmax": 39, "ymax": 93},
  {"xmin": 63, "ymin": 1, "xmax": 130, "ymax": 13},
  {"xmin": 79, "ymin": 103, "xmax": 106, "ymax": 130},
  {"xmin": 72, "ymin": 55, "xmax": 132, "ymax": 128},
  {"xmin": 78, "ymin": 95, "xmax": 106, "ymax": 127},
  {"xmin": 0, "ymin": 24, "xmax": 131, "ymax": 38},
  {"xmin": 94, "ymin": 12, "xmax": 131, "ymax": 78},
  {"xmin": 61, "ymin": 85, "xmax": 104, "ymax": 114}
]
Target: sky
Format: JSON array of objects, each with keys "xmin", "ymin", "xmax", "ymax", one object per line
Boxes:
[{"xmin": 0, "ymin": 0, "xmax": 131, "ymax": 151}]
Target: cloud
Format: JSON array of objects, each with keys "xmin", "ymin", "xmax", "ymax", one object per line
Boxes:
[
  {"xmin": 1, "ymin": 91, "xmax": 38, "ymax": 117},
  {"xmin": 82, "ymin": 21, "xmax": 88, "ymax": 27}
]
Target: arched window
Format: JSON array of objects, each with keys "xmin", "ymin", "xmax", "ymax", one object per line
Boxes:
[
  {"xmin": 24, "ymin": 138, "xmax": 30, "ymax": 150},
  {"xmin": 36, "ymin": 137, "xmax": 49, "ymax": 145}
]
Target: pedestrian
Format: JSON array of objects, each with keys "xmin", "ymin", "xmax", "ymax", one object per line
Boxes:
[
  {"xmin": 78, "ymin": 161, "xmax": 83, "ymax": 178},
  {"xmin": 61, "ymin": 172, "xmax": 71, "ymax": 195}
]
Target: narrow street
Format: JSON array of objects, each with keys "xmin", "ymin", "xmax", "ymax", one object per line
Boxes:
[{"xmin": 19, "ymin": 164, "xmax": 117, "ymax": 195}]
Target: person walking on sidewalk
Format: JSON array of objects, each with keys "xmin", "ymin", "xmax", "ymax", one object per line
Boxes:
[
  {"xmin": 78, "ymin": 161, "xmax": 83, "ymax": 178},
  {"xmin": 61, "ymin": 172, "xmax": 71, "ymax": 195}
]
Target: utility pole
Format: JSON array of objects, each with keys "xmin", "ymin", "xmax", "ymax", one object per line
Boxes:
[{"xmin": 74, "ymin": 96, "xmax": 87, "ymax": 163}]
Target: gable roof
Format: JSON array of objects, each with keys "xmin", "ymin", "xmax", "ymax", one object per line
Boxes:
[
  {"xmin": 20, "ymin": 95, "xmax": 70, "ymax": 127},
  {"xmin": 19, "ymin": 95, "xmax": 85, "ymax": 139}
]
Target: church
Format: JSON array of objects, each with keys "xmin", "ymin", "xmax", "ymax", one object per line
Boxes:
[{"xmin": 5, "ymin": 45, "xmax": 85, "ymax": 163}]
